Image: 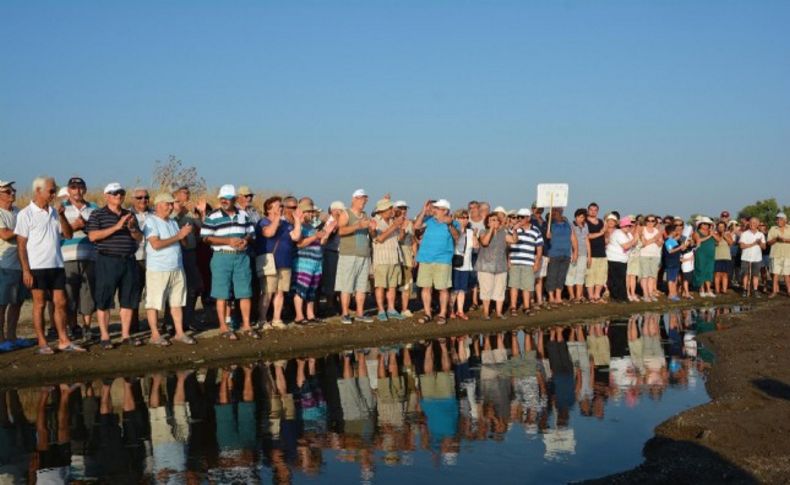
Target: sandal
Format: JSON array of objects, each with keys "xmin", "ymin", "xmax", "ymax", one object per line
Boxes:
[
  {"xmin": 58, "ymin": 343, "xmax": 87, "ymax": 352},
  {"xmin": 436, "ymin": 315, "xmax": 447, "ymax": 325},
  {"xmin": 510, "ymin": 308, "xmax": 519, "ymax": 317},
  {"xmin": 293, "ymin": 319, "xmax": 308, "ymax": 325},
  {"xmin": 173, "ymin": 335, "xmax": 196, "ymax": 345},
  {"xmin": 121, "ymin": 337, "xmax": 143, "ymax": 347},
  {"xmin": 36, "ymin": 346, "xmax": 54, "ymax": 355},
  {"xmin": 149, "ymin": 336, "xmax": 171, "ymax": 347},
  {"xmin": 220, "ymin": 330, "xmax": 238, "ymax": 341},
  {"xmin": 99, "ymin": 339, "xmax": 114, "ymax": 350},
  {"xmin": 241, "ymin": 329, "xmax": 261, "ymax": 339},
  {"xmin": 457, "ymin": 312, "xmax": 469, "ymax": 320},
  {"xmin": 418, "ymin": 315, "xmax": 433, "ymax": 324}
]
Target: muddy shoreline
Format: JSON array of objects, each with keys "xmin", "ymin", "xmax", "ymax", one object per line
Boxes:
[
  {"xmin": 587, "ymin": 298, "xmax": 790, "ymax": 484},
  {"xmin": 0, "ymin": 295, "xmax": 748, "ymax": 389}
]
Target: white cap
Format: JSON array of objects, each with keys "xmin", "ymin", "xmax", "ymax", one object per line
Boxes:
[
  {"xmin": 777, "ymin": 212, "xmax": 787, "ymax": 220},
  {"xmin": 218, "ymin": 184, "xmax": 236, "ymax": 199},
  {"xmin": 352, "ymin": 188, "xmax": 368, "ymax": 198},
  {"xmin": 433, "ymin": 199, "xmax": 451, "ymax": 210},
  {"xmin": 57, "ymin": 187, "xmax": 69, "ymax": 198},
  {"xmin": 394, "ymin": 200, "xmax": 408, "ymax": 208},
  {"xmin": 517, "ymin": 208, "xmax": 531, "ymax": 217},
  {"xmin": 103, "ymin": 182, "xmax": 123, "ymax": 194},
  {"xmin": 329, "ymin": 201, "xmax": 346, "ymax": 211},
  {"xmin": 493, "ymin": 206, "xmax": 507, "ymax": 214},
  {"xmin": 695, "ymin": 216, "xmax": 714, "ymax": 226},
  {"xmin": 0, "ymin": 180, "xmax": 15, "ymax": 188}
]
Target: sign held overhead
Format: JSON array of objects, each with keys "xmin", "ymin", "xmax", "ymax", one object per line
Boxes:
[{"xmin": 536, "ymin": 183, "xmax": 569, "ymax": 208}]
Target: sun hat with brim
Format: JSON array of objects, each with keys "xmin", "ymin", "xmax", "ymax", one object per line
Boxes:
[
  {"xmin": 695, "ymin": 216, "xmax": 714, "ymax": 227},
  {"xmin": 777, "ymin": 212, "xmax": 787, "ymax": 220},
  {"xmin": 104, "ymin": 182, "xmax": 123, "ymax": 194},
  {"xmin": 329, "ymin": 201, "xmax": 346, "ymax": 211},
  {"xmin": 0, "ymin": 180, "xmax": 15, "ymax": 189},
  {"xmin": 394, "ymin": 200, "xmax": 408, "ymax": 209},
  {"xmin": 154, "ymin": 193, "xmax": 175, "ymax": 205},
  {"xmin": 57, "ymin": 187, "xmax": 69, "ymax": 198},
  {"xmin": 375, "ymin": 199, "xmax": 393, "ymax": 213},
  {"xmin": 620, "ymin": 216, "xmax": 634, "ymax": 227},
  {"xmin": 218, "ymin": 184, "xmax": 236, "ymax": 199},
  {"xmin": 298, "ymin": 201, "xmax": 316, "ymax": 212},
  {"xmin": 517, "ymin": 208, "xmax": 531, "ymax": 217},
  {"xmin": 493, "ymin": 206, "xmax": 507, "ymax": 214},
  {"xmin": 605, "ymin": 213, "xmax": 619, "ymax": 222},
  {"xmin": 433, "ymin": 199, "xmax": 451, "ymax": 210},
  {"xmin": 237, "ymin": 186, "xmax": 253, "ymax": 196}
]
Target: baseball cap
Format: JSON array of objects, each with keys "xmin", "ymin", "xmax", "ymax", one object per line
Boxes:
[
  {"xmin": 67, "ymin": 177, "xmax": 85, "ymax": 187},
  {"xmin": 516, "ymin": 208, "xmax": 531, "ymax": 217},
  {"xmin": 777, "ymin": 212, "xmax": 787, "ymax": 220},
  {"xmin": 329, "ymin": 201, "xmax": 346, "ymax": 211},
  {"xmin": 394, "ymin": 200, "xmax": 408, "ymax": 208},
  {"xmin": 0, "ymin": 180, "xmax": 15, "ymax": 189},
  {"xmin": 154, "ymin": 193, "xmax": 175, "ymax": 204},
  {"xmin": 375, "ymin": 198, "xmax": 393, "ymax": 213},
  {"xmin": 492, "ymin": 206, "xmax": 507, "ymax": 214},
  {"xmin": 103, "ymin": 182, "xmax": 124, "ymax": 194},
  {"xmin": 605, "ymin": 213, "xmax": 619, "ymax": 222},
  {"xmin": 352, "ymin": 189, "xmax": 368, "ymax": 198},
  {"xmin": 433, "ymin": 199, "xmax": 451, "ymax": 210},
  {"xmin": 218, "ymin": 184, "xmax": 236, "ymax": 199},
  {"xmin": 237, "ymin": 185, "xmax": 253, "ymax": 196},
  {"xmin": 57, "ymin": 187, "xmax": 69, "ymax": 198}
]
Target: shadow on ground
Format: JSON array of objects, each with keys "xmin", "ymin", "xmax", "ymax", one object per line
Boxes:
[{"xmin": 752, "ymin": 378, "xmax": 790, "ymax": 401}]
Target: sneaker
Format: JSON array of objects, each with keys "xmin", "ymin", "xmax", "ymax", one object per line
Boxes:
[
  {"xmin": 753, "ymin": 292, "xmax": 762, "ymax": 299},
  {"xmin": 401, "ymin": 309, "xmax": 414, "ymax": 318},
  {"xmin": 742, "ymin": 290, "xmax": 749, "ymax": 298},
  {"xmin": 357, "ymin": 314, "xmax": 374, "ymax": 323},
  {"xmin": 272, "ymin": 320, "xmax": 288, "ymax": 329},
  {"xmin": 261, "ymin": 322, "xmax": 273, "ymax": 331},
  {"xmin": 12, "ymin": 338, "xmax": 35, "ymax": 349},
  {"xmin": 341, "ymin": 315, "xmax": 353, "ymax": 325},
  {"xmin": 377, "ymin": 311, "xmax": 389, "ymax": 322},
  {"xmin": 387, "ymin": 310, "xmax": 405, "ymax": 320},
  {"xmin": 669, "ymin": 296, "xmax": 681, "ymax": 302}
]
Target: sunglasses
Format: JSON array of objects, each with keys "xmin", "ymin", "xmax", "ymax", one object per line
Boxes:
[
  {"xmin": 517, "ymin": 216, "xmax": 527, "ymax": 219},
  {"xmin": 457, "ymin": 215, "xmax": 469, "ymax": 219},
  {"xmin": 108, "ymin": 190, "xmax": 126, "ymax": 197},
  {"xmin": 646, "ymin": 219, "xmax": 656, "ymax": 223},
  {"xmin": 244, "ymin": 194, "xmax": 254, "ymax": 198},
  {"xmin": 285, "ymin": 205, "xmax": 298, "ymax": 209},
  {"xmin": 135, "ymin": 195, "xmax": 150, "ymax": 200}
]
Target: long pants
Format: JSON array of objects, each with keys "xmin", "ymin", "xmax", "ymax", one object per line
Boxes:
[{"xmin": 607, "ymin": 261, "xmax": 628, "ymax": 301}]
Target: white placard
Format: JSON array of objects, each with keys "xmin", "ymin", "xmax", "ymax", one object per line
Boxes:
[{"xmin": 536, "ymin": 183, "xmax": 569, "ymax": 208}]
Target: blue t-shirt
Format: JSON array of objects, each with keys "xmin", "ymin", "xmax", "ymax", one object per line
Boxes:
[
  {"xmin": 547, "ymin": 219, "xmax": 572, "ymax": 258},
  {"xmin": 255, "ymin": 217, "xmax": 295, "ymax": 268},
  {"xmin": 143, "ymin": 215, "xmax": 183, "ymax": 272},
  {"xmin": 416, "ymin": 216, "xmax": 460, "ymax": 265}
]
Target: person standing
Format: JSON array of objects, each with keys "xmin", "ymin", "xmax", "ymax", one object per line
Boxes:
[
  {"xmin": 334, "ymin": 189, "xmax": 374, "ymax": 325},
  {"xmin": 0, "ymin": 181, "xmax": 31, "ymax": 352},
  {"xmin": 692, "ymin": 217, "xmax": 717, "ymax": 298},
  {"xmin": 475, "ymin": 212, "xmax": 510, "ymax": 319},
  {"xmin": 414, "ymin": 199, "xmax": 459, "ymax": 325},
  {"xmin": 171, "ymin": 184, "xmax": 204, "ymax": 330},
  {"xmin": 236, "ymin": 186, "xmax": 261, "ymax": 224},
  {"xmin": 544, "ymin": 208, "xmax": 577, "ymax": 306},
  {"xmin": 713, "ymin": 221, "xmax": 734, "ymax": 295},
  {"xmin": 130, "ymin": 187, "xmax": 152, "ymax": 332},
  {"xmin": 585, "ymin": 203, "xmax": 608, "ymax": 303},
  {"xmin": 371, "ymin": 198, "xmax": 405, "ymax": 321},
  {"xmin": 143, "ymin": 193, "xmax": 196, "ymax": 345},
  {"xmin": 450, "ymin": 209, "xmax": 476, "ymax": 320},
  {"xmin": 767, "ymin": 212, "xmax": 790, "ymax": 298},
  {"xmin": 86, "ymin": 183, "xmax": 144, "ymax": 348},
  {"xmin": 605, "ymin": 215, "xmax": 637, "ymax": 302},
  {"xmin": 739, "ymin": 217, "xmax": 766, "ymax": 297},
  {"xmin": 507, "ymin": 208, "xmax": 544, "ymax": 315},
  {"xmin": 292, "ymin": 199, "xmax": 328, "ymax": 324},
  {"xmin": 394, "ymin": 201, "xmax": 415, "ymax": 317},
  {"xmin": 61, "ymin": 177, "xmax": 97, "ymax": 342},
  {"xmin": 637, "ymin": 215, "xmax": 663, "ymax": 302},
  {"xmin": 15, "ymin": 177, "xmax": 85, "ymax": 354},
  {"xmin": 565, "ymin": 208, "xmax": 590, "ymax": 303},
  {"xmin": 200, "ymin": 185, "xmax": 258, "ymax": 339}
]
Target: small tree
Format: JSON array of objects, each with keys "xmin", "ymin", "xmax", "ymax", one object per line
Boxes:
[
  {"xmin": 152, "ymin": 155, "xmax": 207, "ymax": 195},
  {"xmin": 737, "ymin": 199, "xmax": 789, "ymax": 223}
]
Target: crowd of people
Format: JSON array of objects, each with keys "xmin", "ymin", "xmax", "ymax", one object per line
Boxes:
[
  {"xmin": 0, "ymin": 307, "xmax": 722, "ymax": 483},
  {"xmin": 0, "ymin": 176, "xmax": 788, "ymax": 355}
]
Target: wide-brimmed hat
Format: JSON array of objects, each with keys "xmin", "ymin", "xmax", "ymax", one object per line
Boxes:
[
  {"xmin": 492, "ymin": 206, "xmax": 507, "ymax": 214},
  {"xmin": 375, "ymin": 199, "xmax": 394, "ymax": 213},
  {"xmin": 696, "ymin": 216, "xmax": 714, "ymax": 227},
  {"xmin": 154, "ymin": 193, "xmax": 175, "ymax": 205},
  {"xmin": 329, "ymin": 201, "xmax": 346, "ymax": 211},
  {"xmin": 620, "ymin": 216, "xmax": 634, "ymax": 227},
  {"xmin": 237, "ymin": 185, "xmax": 253, "ymax": 196}
]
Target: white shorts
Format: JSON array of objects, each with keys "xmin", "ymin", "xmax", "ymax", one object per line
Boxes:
[
  {"xmin": 565, "ymin": 256, "xmax": 587, "ymax": 286},
  {"xmin": 771, "ymin": 257, "xmax": 790, "ymax": 276},
  {"xmin": 145, "ymin": 270, "xmax": 187, "ymax": 311},
  {"xmin": 538, "ymin": 256, "xmax": 549, "ymax": 278}
]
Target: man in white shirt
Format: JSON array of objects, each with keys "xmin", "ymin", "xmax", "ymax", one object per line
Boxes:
[
  {"xmin": 15, "ymin": 177, "xmax": 85, "ymax": 354},
  {"xmin": 739, "ymin": 217, "xmax": 767, "ymax": 297}
]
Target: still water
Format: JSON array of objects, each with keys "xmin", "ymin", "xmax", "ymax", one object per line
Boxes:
[{"xmin": 0, "ymin": 307, "xmax": 741, "ymax": 484}]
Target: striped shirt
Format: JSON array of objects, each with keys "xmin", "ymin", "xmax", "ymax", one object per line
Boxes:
[
  {"xmin": 61, "ymin": 201, "xmax": 97, "ymax": 262},
  {"xmin": 86, "ymin": 206, "xmax": 140, "ymax": 257},
  {"xmin": 200, "ymin": 209, "xmax": 254, "ymax": 251},
  {"xmin": 373, "ymin": 216, "xmax": 401, "ymax": 265},
  {"xmin": 509, "ymin": 226, "xmax": 544, "ymax": 266}
]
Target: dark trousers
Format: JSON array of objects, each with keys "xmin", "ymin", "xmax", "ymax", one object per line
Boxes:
[{"xmin": 607, "ymin": 261, "xmax": 627, "ymax": 301}]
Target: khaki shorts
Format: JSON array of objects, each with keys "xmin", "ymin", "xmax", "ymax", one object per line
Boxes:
[
  {"xmin": 627, "ymin": 255, "xmax": 641, "ymax": 276},
  {"xmin": 262, "ymin": 268, "xmax": 291, "ymax": 294},
  {"xmin": 508, "ymin": 265, "xmax": 535, "ymax": 291},
  {"xmin": 585, "ymin": 257, "xmax": 608, "ymax": 287},
  {"xmin": 639, "ymin": 257, "xmax": 660, "ymax": 279},
  {"xmin": 374, "ymin": 264, "xmax": 402, "ymax": 288},
  {"xmin": 416, "ymin": 262, "xmax": 452, "ymax": 290},
  {"xmin": 771, "ymin": 257, "xmax": 790, "ymax": 276},
  {"xmin": 335, "ymin": 255, "xmax": 371, "ymax": 294},
  {"xmin": 145, "ymin": 270, "xmax": 187, "ymax": 311},
  {"xmin": 565, "ymin": 256, "xmax": 587, "ymax": 286},
  {"xmin": 478, "ymin": 271, "xmax": 507, "ymax": 301}
]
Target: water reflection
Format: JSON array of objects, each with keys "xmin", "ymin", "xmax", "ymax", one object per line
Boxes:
[{"xmin": 0, "ymin": 307, "xmax": 743, "ymax": 484}]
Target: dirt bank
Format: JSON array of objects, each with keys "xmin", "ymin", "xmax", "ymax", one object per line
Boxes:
[
  {"xmin": 586, "ymin": 298, "xmax": 790, "ymax": 484},
  {"xmin": 0, "ymin": 295, "xmax": 748, "ymax": 388}
]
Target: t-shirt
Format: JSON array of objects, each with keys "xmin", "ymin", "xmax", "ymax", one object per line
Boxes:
[
  {"xmin": 0, "ymin": 207, "xmax": 20, "ymax": 270},
  {"xmin": 61, "ymin": 201, "xmax": 97, "ymax": 262},
  {"xmin": 143, "ymin": 215, "xmax": 183, "ymax": 272},
  {"xmin": 586, "ymin": 219, "xmax": 606, "ymax": 257},
  {"xmin": 416, "ymin": 216, "xmax": 460, "ymax": 265},
  {"xmin": 768, "ymin": 226, "xmax": 790, "ymax": 258},
  {"xmin": 254, "ymin": 217, "xmax": 295, "ymax": 268},
  {"xmin": 475, "ymin": 229, "xmax": 508, "ymax": 273},
  {"xmin": 606, "ymin": 229, "xmax": 632, "ymax": 263},
  {"xmin": 14, "ymin": 202, "xmax": 64, "ymax": 270},
  {"xmin": 509, "ymin": 226, "xmax": 544, "ymax": 266},
  {"xmin": 199, "ymin": 209, "xmax": 254, "ymax": 252},
  {"xmin": 372, "ymin": 217, "xmax": 401, "ymax": 265},
  {"xmin": 573, "ymin": 223, "xmax": 589, "ymax": 258},
  {"xmin": 86, "ymin": 206, "xmax": 140, "ymax": 257},
  {"xmin": 546, "ymin": 220, "xmax": 572, "ymax": 258},
  {"xmin": 739, "ymin": 229, "xmax": 765, "ymax": 263}
]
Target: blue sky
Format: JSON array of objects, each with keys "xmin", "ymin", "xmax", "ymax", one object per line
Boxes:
[{"xmin": 2, "ymin": 1, "xmax": 788, "ymax": 216}]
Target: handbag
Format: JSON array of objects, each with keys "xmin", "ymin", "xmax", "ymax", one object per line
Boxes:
[
  {"xmin": 452, "ymin": 229, "xmax": 468, "ymax": 268},
  {"xmin": 261, "ymin": 237, "xmax": 281, "ymax": 276}
]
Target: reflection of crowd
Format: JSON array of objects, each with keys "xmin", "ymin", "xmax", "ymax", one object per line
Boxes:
[{"xmin": 0, "ymin": 308, "xmax": 736, "ymax": 482}]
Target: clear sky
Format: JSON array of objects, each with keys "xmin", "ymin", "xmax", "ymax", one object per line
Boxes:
[{"xmin": 2, "ymin": 1, "xmax": 788, "ymax": 216}]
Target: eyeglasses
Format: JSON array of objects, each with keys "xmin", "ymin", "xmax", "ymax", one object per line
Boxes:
[
  {"xmin": 108, "ymin": 190, "xmax": 126, "ymax": 197},
  {"xmin": 48, "ymin": 188, "xmax": 57, "ymax": 195},
  {"xmin": 135, "ymin": 195, "xmax": 150, "ymax": 200},
  {"xmin": 285, "ymin": 205, "xmax": 297, "ymax": 210},
  {"xmin": 68, "ymin": 184, "xmax": 85, "ymax": 190},
  {"xmin": 646, "ymin": 219, "xmax": 656, "ymax": 223},
  {"xmin": 244, "ymin": 194, "xmax": 254, "ymax": 199},
  {"xmin": 517, "ymin": 216, "xmax": 527, "ymax": 219},
  {"xmin": 457, "ymin": 215, "xmax": 469, "ymax": 219}
]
